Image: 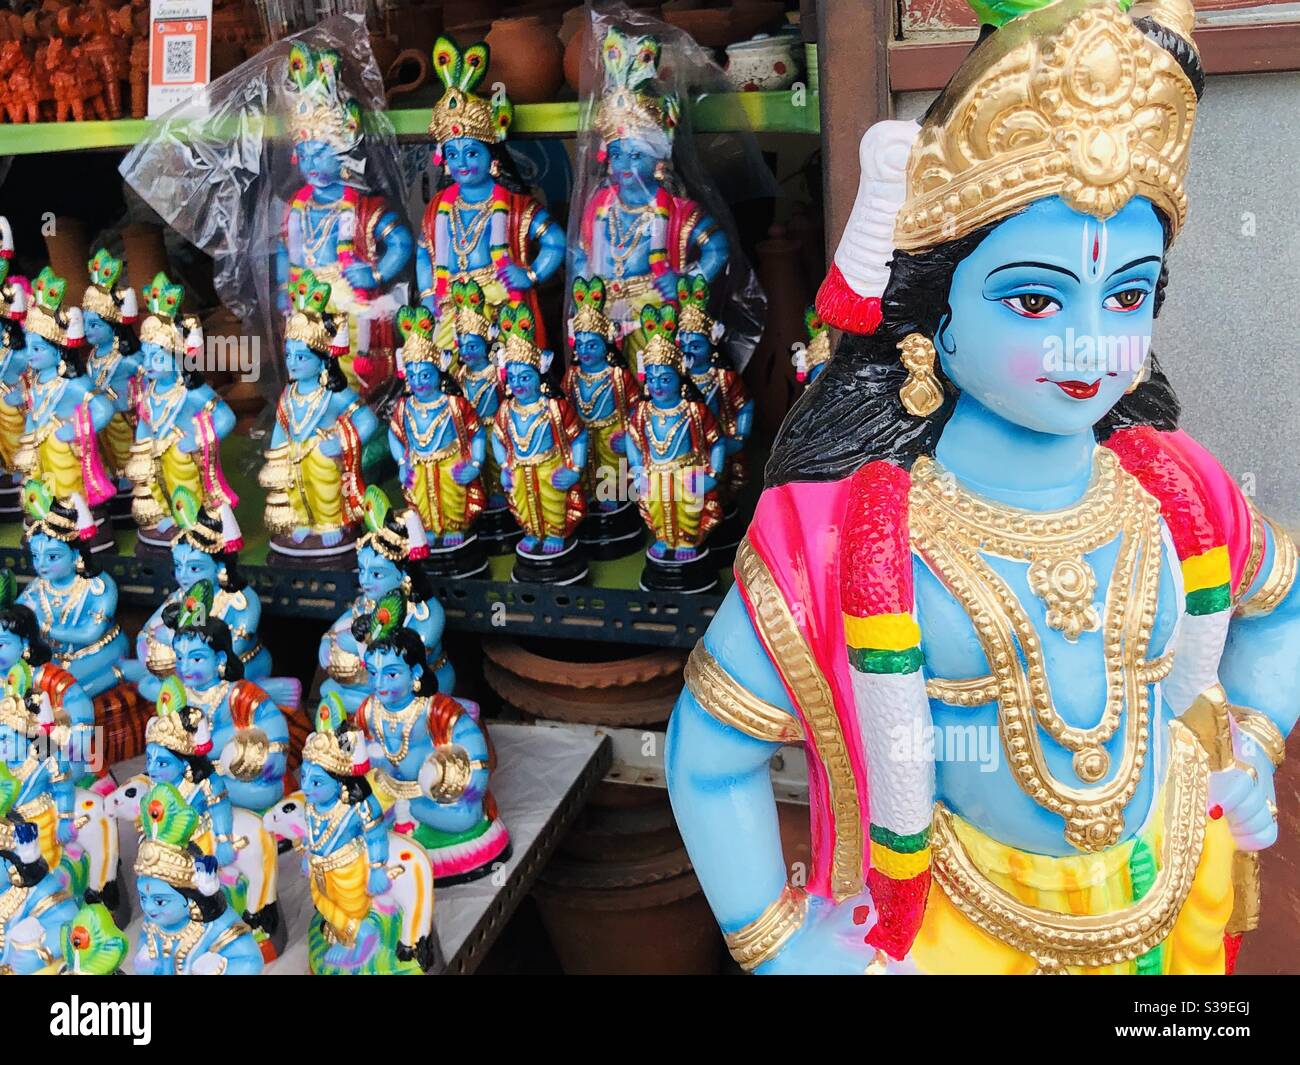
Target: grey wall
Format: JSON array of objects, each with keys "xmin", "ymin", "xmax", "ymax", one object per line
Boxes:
[{"xmin": 898, "ymin": 73, "xmax": 1300, "ymax": 526}]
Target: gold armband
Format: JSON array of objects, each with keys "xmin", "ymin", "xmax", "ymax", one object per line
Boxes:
[
  {"xmin": 723, "ymin": 885, "xmax": 808, "ymax": 972},
  {"xmin": 1237, "ymin": 513, "xmax": 1297, "ymax": 618},
  {"xmin": 1231, "ymin": 706, "xmax": 1287, "ymax": 769},
  {"xmin": 425, "ymin": 746, "xmax": 474, "ymax": 802},
  {"xmin": 684, "ymin": 643, "xmax": 802, "ymax": 744}
]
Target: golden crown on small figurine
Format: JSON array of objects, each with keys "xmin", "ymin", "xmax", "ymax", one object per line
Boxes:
[
  {"xmin": 570, "ymin": 303, "xmax": 616, "ymax": 343},
  {"xmin": 145, "ymin": 707, "xmax": 206, "ymax": 757},
  {"xmin": 893, "ymin": 0, "xmax": 1198, "ymax": 251},
  {"xmin": 302, "ymin": 729, "xmax": 357, "ymax": 777},
  {"xmin": 639, "ymin": 333, "xmax": 684, "ymax": 374},
  {"xmin": 0, "ymin": 694, "xmax": 35, "ymax": 737},
  {"xmin": 134, "ymin": 837, "xmax": 201, "ymax": 889}
]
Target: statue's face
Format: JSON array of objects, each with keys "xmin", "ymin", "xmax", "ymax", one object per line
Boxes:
[
  {"xmin": 357, "ymin": 545, "xmax": 401, "ymax": 600},
  {"xmin": 573, "ymin": 332, "xmax": 608, "ymax": 370},
  {"xmin": 174, "ymin": 631, "xmax": 222, "ymax": 689},
  {"xmin": 300, "ymin": 760, "xmax": 338, "ymax": 806},
  {"xmin": 506, "ymin": 363, "xmax": 542, "ymax": 403},
  {"xmin": 29, "ymin": 534, "xmax": 76, "ymax": 584},
  {"xmin": 23, "ymin": 332, "xmax": 59, "ymax": 373},
  {"xmin": 0, "ymin": 627, "xmax": 25, "ymax": 673},
  {"xmin": 444, "ymin": 138, "xmax": 493, "ymax": 187},
  {"xmin": 363, "ymin": 646, "xmax": 421, "ymax": 706},
  {"xmin": 679, "ymin": 332, "xmax": 711, "ymax": 369},
  {"xmin": 145, "ymin": 742, "xmax": 185, "ymax": 785},
  {"xmin": 645, "ymin": 364, "xmax": 681, "ymax": 404},
  {"xmin": 406, "ymin": 361, "xmax": 440, "ymax": 401},
  {"xmin": 608, "ymin": 138, "xmax": 661, "ymax": 194},
  {"xmin": 938, "ymin": 194, "xmax": 1163, "ymax": 436},
  {"xmin": 83, "ymin": 311, "xmax": 114, "ymax": 350},
  {"xmin": 137, "ymin": 876, "xmax": 189, "ymax": 929},
  {"xmin": 142, "ymin": 342, "xmax": 179, "ymax": 381},
  {"xmin": 172, "ymin": 543, "xmax": 218, "ymax": 593},
  {"xmin": 458, "ymin": 333, "xmax": 489, "ymax": 367},
  {"xmin": 297, "ymin": 138, "xmax": 345, "ymax": 189},
  {"xmin": 285, "ymin": 338, "xmax": 325, "ymax": 385}
]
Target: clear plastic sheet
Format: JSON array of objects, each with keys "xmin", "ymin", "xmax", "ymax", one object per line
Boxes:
[
  {"xmin": 119, "ymin": 14, "xmax": 410, "ymax": 405},
  {"xmin": 567, "ymin": 1, "xmax": 772, "ymax": 371}
]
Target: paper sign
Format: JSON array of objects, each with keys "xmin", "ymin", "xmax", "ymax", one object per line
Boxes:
[{"xmin": 147, "ymin": 0, "xmax": 214, "ymax": 118}]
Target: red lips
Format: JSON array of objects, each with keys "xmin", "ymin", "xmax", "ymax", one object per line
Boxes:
[{"xmin": 1037, "ymin": 377, "xmax": 1102, "ymax": 400}]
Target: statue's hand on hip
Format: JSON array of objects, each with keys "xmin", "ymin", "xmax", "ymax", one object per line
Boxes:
[
  {"xmin": 1209, "ymin": 735, "xmax": 1279, "ymax": 852},
  {"xmin": 753, "ymin": 890, "xmax": 887, "ymax": 975},
  {"xmin": 343, "ymin": 263, "xmax": 380, "ymax": 292}
]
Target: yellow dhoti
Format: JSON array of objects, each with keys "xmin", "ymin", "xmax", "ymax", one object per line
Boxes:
[
  {"xmin": 132, "ymin": 441, "xmax": 205, "ymax": 528},
  {"xmin": 408, "ymin": 449, "xmax": 473, "ymax": 537},
  {"xmin": 35, "ymin": 433, "xmax": 88, "ymax": 501},
  {"xmin": 99, "ymin": 411, "xmax": 134, "ymax": 479},
  {"xmin": 309, "ymin": 838, "xmax": 370, "ymax": 946},
  {"xmin": 265, "ymin": 442, "xmax": 344, "ymax": 535},
  {"xmin": 641, "ymin": 463, "xmax": 715, "ymax": 551},
  {"xmin": 17, "ymin": 796, "xmax": 61, "ymax": 873},
  {"xmin": 0, "ymin": 397, "xmax": 25, "ymax": 472},
  {"xmin": 585, "ymin": 415, "xmax": 625, "ymax": 499},
  {"xmin": 508, "ymin": 452, "xmax": 572, "ymax": 540},
  {"xmin": 911, "ymin": 802, "xmax": 1234, "ymax": 975}
]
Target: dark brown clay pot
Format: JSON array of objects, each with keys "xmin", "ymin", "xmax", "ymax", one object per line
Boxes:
[
  {"xmin": 533, "ymin": 846, "xmax": 724, "ymax": 974},
  {"xmin": 481, "ymin": 637, "xmax": 686, "ymax": 726},
  {"xmin": 121, "ymin": 223, "xmax": 168, "ymax": 293},
  {"xmin": 44, "ymin": 216, "xmax": 89, "ymax": 288},
  {"xmin": 561, "ymin": 9, "xmax": 593, "ymax": 93},
  {"xmin": 559, "ymin": 780, "xmax": 682, "ymax": 863},
  {"xmin": 746, "ymin": 223, "xmax": 811, "ymax": 437},
  {"xmin": 485, "ymin": 16, "xmax": 564, "ymax": 104}
]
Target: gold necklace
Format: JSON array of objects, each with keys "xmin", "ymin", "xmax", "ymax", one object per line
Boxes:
[
  {"xmin": 27, "ymin": 375, "xmax": 69, "ymax": 425},
  {"xmin": 0, "ymin": 885, "xmax": 30, "ymax": 950},
  {"xmin": 146, "ymin": 378, "xmax": 188, "ymax": 438},
  {"xmin": 287, "ymin": 383, "xmax": 329, "ymax": 438},
  {"xmin": 405, "ymin": 396, "xmax": 454, "ymax": 451},
  {"xmin": 607, "ymin": 203, "xmax": 653, "ymax": 278},
  {"xmin": 185, "ymin": 680, "xmax": 230, "ymax": 713},
  {"xmin": 507, "ymin": 400, "xmax": 551, "ymax": 454},
  {"xmin": 450, "ymin": 196, "xmax": 494, "ymax": 270},
  {"xmin": 147, "ymin": 920, "xmax": 205, "ymax": 971},
  {"xmin": 910, "ymin": 455, "xmax": 1164, "ymax": 851},
  {"xmin": 572, "ymin": 371, "xmax": 612, "ymax": 420},
  {"xmin": 306, "ymin": 799, "xmax": 352, "ymax": 852},
  {"xmin": 372, "ymin": 695, "xmax": 428, "ymax": 764},
  {"xmin": 299, "ymin": 196, "xmax": 349, "ymax": 267},
  {"xmin": 37, "ymin": 576, "xmax": 89, "ymax": 627}
]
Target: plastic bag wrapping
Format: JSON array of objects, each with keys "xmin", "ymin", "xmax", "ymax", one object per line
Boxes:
[
  {"xmin": 119, "ymin": 14, "xmax": 411, "ymax": 413},
  {"xmin": 566, "ymin": 1, "xmax": 772, "ymax": 372}
]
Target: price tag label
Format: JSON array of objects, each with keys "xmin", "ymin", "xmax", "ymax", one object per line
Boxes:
[{"xmin": 147, "ymin": 0, "xmax": 213, "ymax": 118}]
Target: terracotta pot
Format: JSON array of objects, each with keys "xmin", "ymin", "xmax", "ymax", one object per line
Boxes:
[
  {"xmin": 485, "ymin": 16, "xmax": 564, "ymax": 104},
  {"xmin": 481, "ymin": 637, "xmax": 686, "ymax": 726},
  {"xmin": 746, "ymin": 223, "xmax": 811, "ymax": 436},
  {"xmin": 533, "ymin": 846, "xmax": 723, "ymax": 974},
  {"xmin": 559, "ymin": 780, "xmax": 683, "ymax": 863},
  {"xmin": 120, "ymin": 222, "xmax": 168, "ymax": 293},
  {"xmin": 44, "ymin": 217, "xmax": 89, "ymax": 287},
  {"xmin": 561, "ymin": 6, "xmax": 593, "ymax": 92},
  {"xmin": 385, "ymin": 49, "xmax": 429, "ymax": 106}
]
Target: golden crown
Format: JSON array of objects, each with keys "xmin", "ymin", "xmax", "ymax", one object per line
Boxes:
[
  {"xmin": 302, "ymin": 729, "xmax": 355, "ymax": 777},
  {"xmin": 640, "ymin": 334, "xmax": 684, "ymax": 374},
  {"xmin": 145, "ymin": 708, "xmax": 203, "ymax": 757},
  {"xmin": 893, "ymin": 0, "xmax": 1198, "ymax": 251},
  {"xmin": 284, "ymin": 311, "xmax": 334, "ymax": 354},
  {"xmin": 430, "ymin": 87, "xmax": 501, "ymax": 145},
  {"xmin": 81, "ymin": 286, "xmax": 123, "ymax": 324},
  {"xmin": 0, "ymin": 694, "xmax": 35, "ymax": 737},
  {"xmin": 571, "ymin": 303, "xmax": 616, "ymax": 342},
  {"xmin": 134, "ymin": 838, "xmax": 199, "ymax": 889},
  {"xmin": 455, "ymin": 304, "xmax": 493, "ymax": 341},
  {"xmin": 677, "ymin": 304, "xmax": 714, "ymax": 338}
]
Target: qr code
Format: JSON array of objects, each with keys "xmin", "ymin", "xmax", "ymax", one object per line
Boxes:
[{"xmin": 162, "ymin": 35, "xmax": 196, "ymax": 83}]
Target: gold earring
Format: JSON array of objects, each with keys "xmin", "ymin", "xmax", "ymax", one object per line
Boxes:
[
  {"xmin": 897, "ymin": 334, "xmax": 944, "ymax": 418},
  {"xmin": 75, "ymin": 555, "xmax": 86, "ymax": 575},
  {"xmin": 318, "ymin": 368, "xmax": 329, "ymax": 388},
  {"xmin": 217, "ymin": 565, "xmax": 229, "ymax": 588},
  {"xmin": 653, "ymin": 161, "xmax": 667, "ymax": 181},
  {"xmin": 20, "ymin": 646, "xmax": 29, "ymax": 661},
  {"xmin": 1125, "ymin": 359, "xmax": 1150, "ymax": 395},
  {"xmin": 400, "ymin": 574, "xmax": 413, "ymax": 596},
  {"xmin": 490, "ymin": 158, "xmax": 500, "ymax": 177},
  {"xmin": 217, "ymin": 658, "xmax": 226, "ymax": 679},
  {"xmin": 57, "ymin": 361, "xmax": 69, "ymax": 378}
]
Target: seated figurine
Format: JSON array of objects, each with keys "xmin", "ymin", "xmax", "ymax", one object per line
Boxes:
[
  {"xmin": 563, "ymin": 277, "xmax": 642, "ymax": 558},
  {"xmin": 266, "ymin": 694, "xmax": 441, "ymax": 975},
  {"xmin": 125, "ymin": 487, "xmax": 272, "ymax": 686},
  {"xmin": 790, "ymin": 305, "xmax": 832, "ymax": 388},
  {"xmin": 18, "ymin": 480, "xmax": 130, "ymax": 699},
  {"xmin": 259, "ymin": 269, "xmax": 379, "ymax": 567},
  {"xmin": 133, "ymin": 690, "xmax": 283, "ymax": 961},
  {"xmin": 80, "ymin": 248, "xmax": 143, "ymax": 520},
  {"xmin": 133, "ymin": 781, "xmax": 264, "ymax": 974},
  {"xmin": 59, "ymin": 901, "xmax": 129, "ymax": 974},
  {"xmin": 14, "ymin": 268, "xmax": 116, "ymax": 552},
  {"xmin": 389, "ymin": 303, "xmax": 489, "ymax": 578},
  {"xmin": 356, "ymin": 593, "xmax": 509, "ymax": 882},
  {"xmin": 0, "ymin": 774, "xmax": 80, "ymax": 974},
  {"xmin": 126, "ymin": 273, "xmax": 237, "ymax": 556},
  {"xmin": 490, "ymin": 302, "xmax": 589, "ymax": 584},
  {"xmin": 319, "ymin": 486, "xmax": 455, "ymax": 715},
  {"xmin": 625, "ymin": 305, "xmax": 725, "ymax": 593}
]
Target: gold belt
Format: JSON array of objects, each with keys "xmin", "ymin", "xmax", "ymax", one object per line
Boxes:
[
  {"xmin": 929, "ymin": 720, "xmax": 1210, "ymax": 974},
  {"xmin": 375, "ymin": 767, "xmax": 423, "ymax": 800},
  {"xmin": 606, "ymin": 273, "xmax": 656, "ymax": 301},
  {"xmin": 414, "ymin": 442, "xmax": 461, "ymax": 464},
  {"xmin": 648, "ymin": 452, "xmax": 705, "ymax": 473},
  {"xmin": 310, "ymin": 835, "xmax": 364, "ymax": 877}
]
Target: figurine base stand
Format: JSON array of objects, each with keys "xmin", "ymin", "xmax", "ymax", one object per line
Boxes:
[
  {"xmin": 640, "ymin": 546, "xmax": 719, "ymax": 594},
  {"xmin": 108, "ymin": 486, "xmax": 134, "ymax": 528},
  {"xmin": 477, "ymin": 506, "xmax": 522, "ymax": 555},
  {"xmin": 420, "ymin": 533, "xmax": 490, "ymax": 580},
  {"xmin": 267, "ymin": 532, "xmax": 358, "ymax": 571},
  {"xmin": 134, "ymin": 523, "xmax": 179, "ymax": 559},
  {"xmin": 0, "ymin": 475, "xmax": 20, "ymax": 520},
  {"xmin": 577, "ymin": 500, "xmax": 644, "ymax": 560},
  {"xmin": 511, "ymin": 538, "xmax": 589, "ymax": 585}
]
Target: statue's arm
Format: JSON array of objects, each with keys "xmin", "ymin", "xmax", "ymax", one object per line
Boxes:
[
  {"xmin": 693, "ymin": 215, "xmax": 730, "ymax": 282},
  {"xmin": 528, "ymin": 209, "xmax": 566, "ymax": 285}
]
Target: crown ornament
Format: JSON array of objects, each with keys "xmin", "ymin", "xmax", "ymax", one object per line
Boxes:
[
  {"xmin": 135, "ymin": 782, "xmax": 220, "ymax": 894},
  {"xmin": 288, "ymin": 43, "xmax": 363, "ymax": 152},
  {"xmin": 303, "ymin": 692, "xmax": 371, "ymax": 778},
  {"xmin": 396, "ymin": 304, "xmax": 440, "ymax": 368},
  {"xmin": 82, "ymin": 249, "xmax": 139, "ymax": 326},
  {"xmin": 451, "ymin": 280, "xmax": 493, "ymax": 342},
  {"xmin": 22, "ymin": 478, "xmax": 96, "ymax": 544},
  {"xmin": 171, "ymin": 486, "xmax": 243, "ymax": 556},
  {"xmin": 428, "ymin": 37, "xmax": 512, "ymax": 145},
  {"xmin": 593, "ymin": 28, "xmax": 679, "ymax": 155},
  {"xmin": 676, "ymin": 275, "xmax": 722, "ymax": 340},
  {"xmin": 139, "ymin": 272, "xmax": 203, "ymax": 358},
  {"xmin": 894, "ymin": 0, "xmax": 1197, "ymax": 251},
  {"xmin": 146, "ymin": 676, "xmax": 214, "ymax": 758},
  {"xmin": 498, "ymin": 302, "xmax": 549, "ymax": 372},
  {"xmin": 569, "ymin": 277, "xmax": 617, "ymax": 343},
  {"xmin": 638, "ymin": 303, "xmax": 683, "ymax": 374},
  {"xmin": 25, "ymin": 267, "xmax": 85, "ymax": 349},
  {"xmin": 357, "ymin": 485, "xmax": 430, "ymax": 563},
  {"xmin": 285, "ymin": 269, "xmax": 348, "ymax": 357}
]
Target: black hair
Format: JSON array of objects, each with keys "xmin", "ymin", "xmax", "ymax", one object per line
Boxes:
[
  {"xmin": 172, "ymin": 845, "xmax": 229, "ymax": 922},
  {"xmin": 438, "ymin": 370, "xmax": 464, "ymax": 398},
  {"xmin": 349, "ymin": 615, "xmax": 436, "ymax": 697},
  {"xmin": 1, "ymin": 319, "xmax": 22, "ymax": 357},
  {"xmin": 0, "ymin": 605, "xmax": 52, "ymax": 668},
  {"xmin": 176, "ymin": 516, "xmax": 249, "ymax": 594},
  {"xmin": 95, "ymin": 318, "xmax": 142, "ymax": 361},
  {"xmin": 317, "ymin": 323, "xmax": 350, "ymax": 393},
  {"xmin": 767, "ymin": 19, "xmax": 1198, "ymax": 488},
  {"xmin": 160, "ymin": 601, "xmax": 246, "ymax": 683},
  {"xmin": 318, "ymin": 737, "xmax": 374, "ymax": 806}
]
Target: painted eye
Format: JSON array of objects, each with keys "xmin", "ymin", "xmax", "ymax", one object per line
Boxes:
[
  {"xmin": 1104, "ymin": 289, "xmax": 1147, "ymax": 312},
  {"xmin": 1002, "ymin": 293, "xmax": 1060, "ymax": 318}
]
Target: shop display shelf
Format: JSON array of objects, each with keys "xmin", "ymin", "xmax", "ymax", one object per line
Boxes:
[{"xmin": 0, "ymin": 90, "xmax": 818, "ymax": 157}]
